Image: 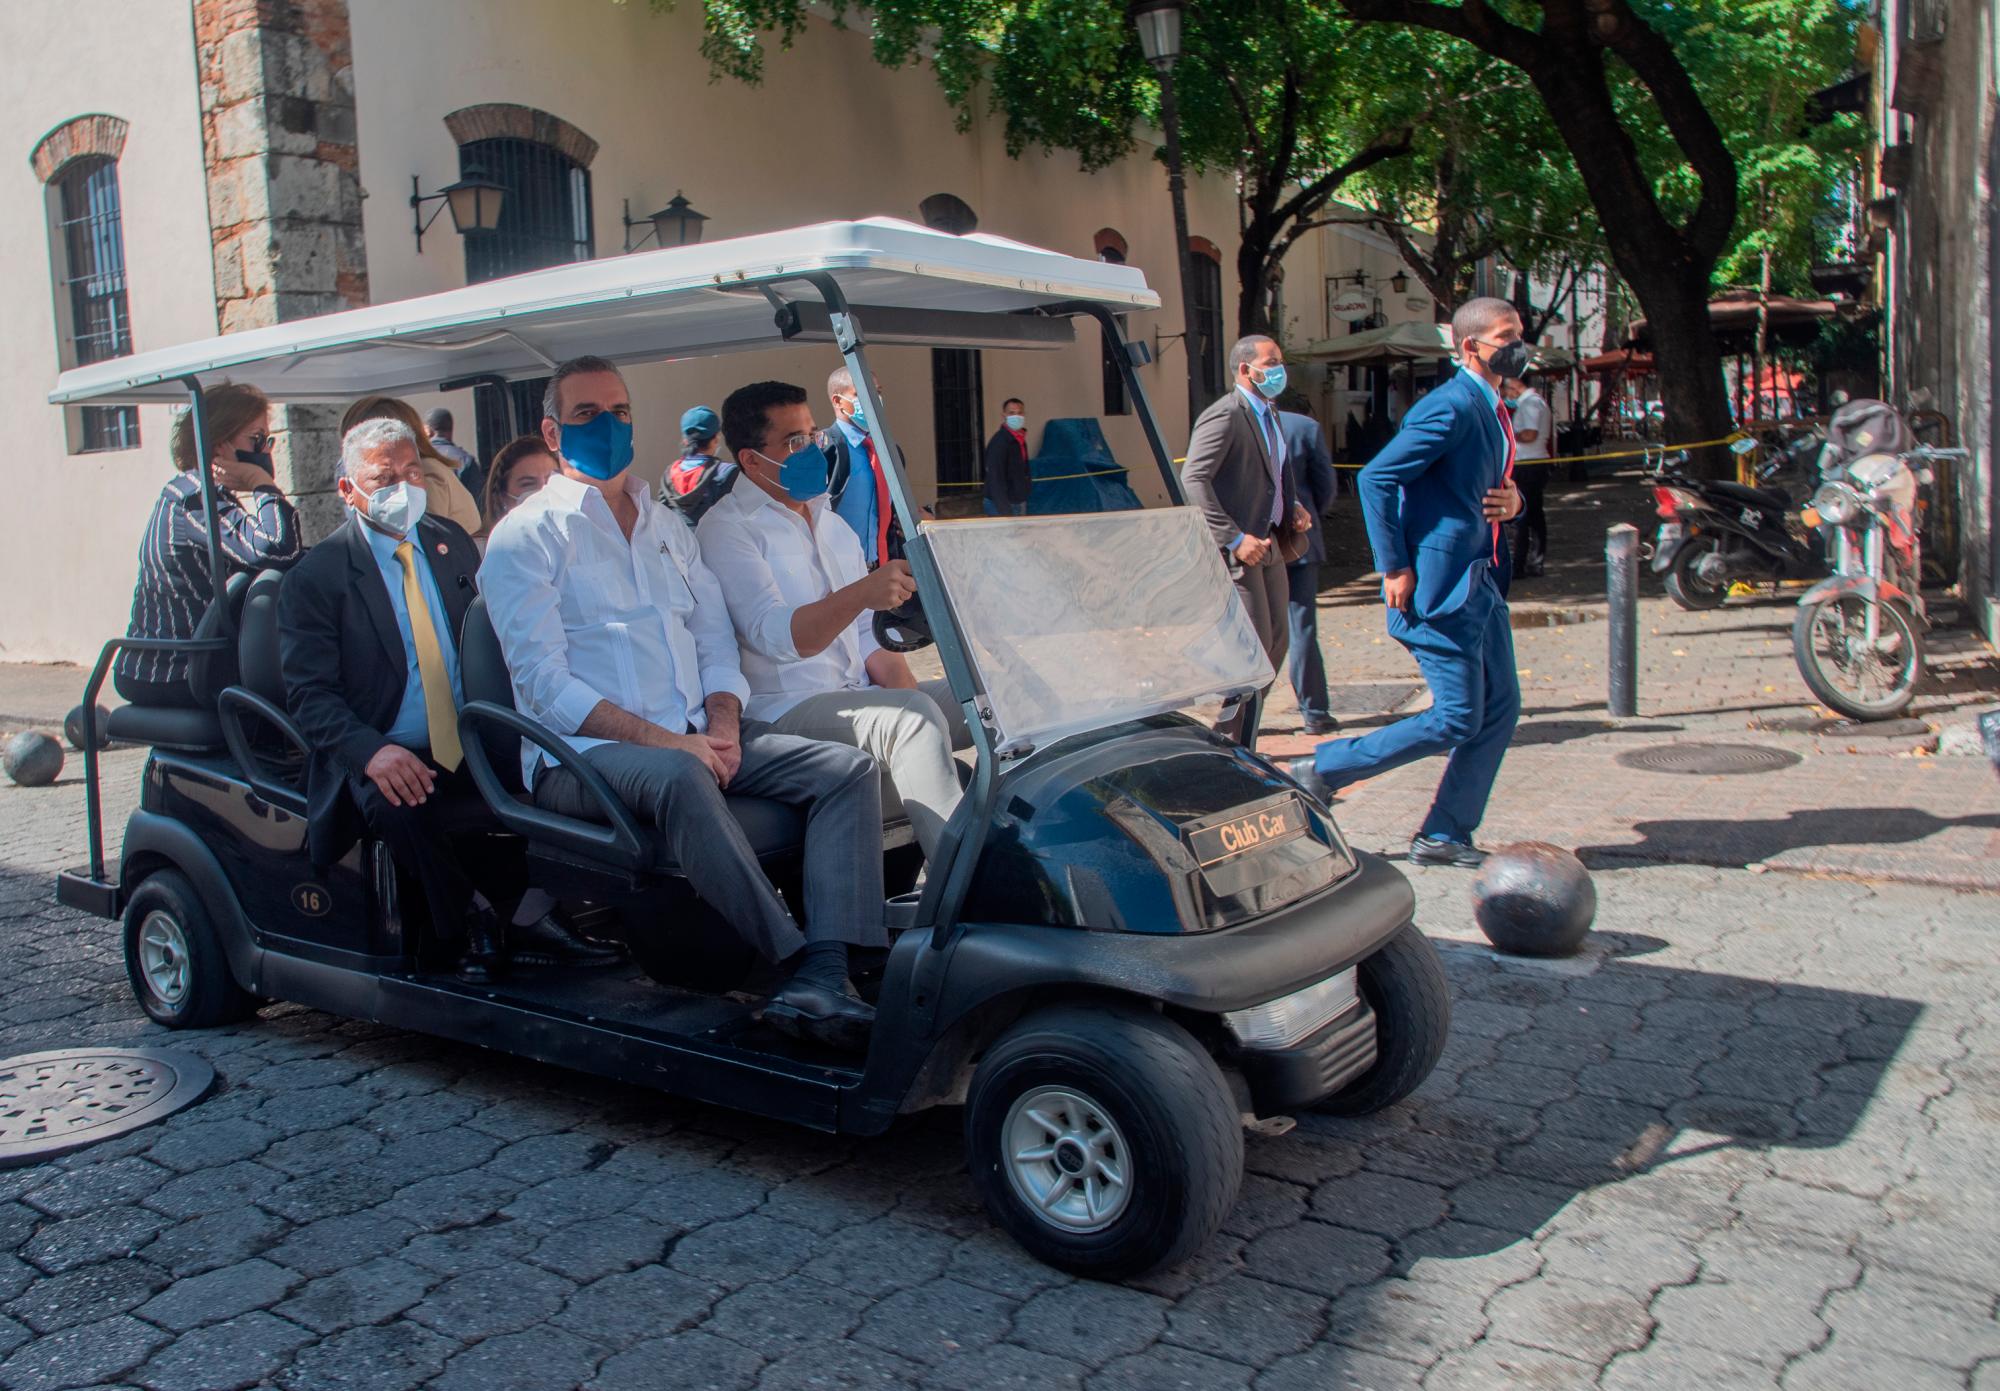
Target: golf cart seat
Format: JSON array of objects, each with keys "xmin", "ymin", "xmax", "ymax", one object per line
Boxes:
[
  {"xmin": 102, "ymin": 570, "xmax": 252, "ymax": 752},
  {"xmin": 214, "ymin": 569, "xmax": 310, "ymax": 807},
  {"xmin": 455, "ymin": 596, "xmax": 809, "ymax": 873}
]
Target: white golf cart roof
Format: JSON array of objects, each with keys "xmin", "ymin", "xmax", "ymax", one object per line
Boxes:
[{"xmin": 50, "ymin": 218, "xmax": 1160, "ymax": 406}]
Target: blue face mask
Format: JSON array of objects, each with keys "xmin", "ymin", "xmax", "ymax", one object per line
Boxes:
[
  {"xmin": 761, "ymin": 443, "xmax": 830, "ymax": 501},
  {"xmin": 844, "ymin": 400, "xmax": 868, "ymax": 432},
  {"xmin": 1252, "ymin": 363, "xmax": 1288, "ymax": 401},
  {"xmin": 558, "ymin": 413, "xmax": 635, "ymax": 481}
]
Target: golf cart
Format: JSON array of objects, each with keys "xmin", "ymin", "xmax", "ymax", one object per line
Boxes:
[{"xmin": 53, "ymin": 219, "xmax": 1448, "ymax": 1278}]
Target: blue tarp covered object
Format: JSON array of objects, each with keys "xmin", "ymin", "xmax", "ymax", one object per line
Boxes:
[{"xmin": 1027, "ymin": 417, "xmax": 1142, "ymax": 514}]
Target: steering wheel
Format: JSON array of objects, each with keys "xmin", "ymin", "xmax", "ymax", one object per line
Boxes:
[{"xmin": 873, "ymin": 599, "xmax": 934, "ymax": 653}]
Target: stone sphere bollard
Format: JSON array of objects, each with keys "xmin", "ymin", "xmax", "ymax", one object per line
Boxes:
[
  {"xmin": 64, "ymin": 704, "xmax": 113, "ymax": 752},
  {"xmin": 4, "ymin": 731, "xmax": 65, "ymax": 787},
  {"xmin": 1471, "ymin": 841, "xmax": 1597, "ymax": 957}
]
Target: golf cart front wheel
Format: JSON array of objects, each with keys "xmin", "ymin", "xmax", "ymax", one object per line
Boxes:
[
  {"xmin": 1314, "ymin": 923, "xmax": 1451, "ymax": 1116},
  {"xmin": 122, "ymin": 869, "xmax": 256, "ymax": 1030},
  {"xmin": 965, "ymin": 1005, "xmax": 1243, "ymax": 1279}
]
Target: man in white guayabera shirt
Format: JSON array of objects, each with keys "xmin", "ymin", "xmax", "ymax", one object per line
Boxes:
[
  {"xmin": 696, "ymin": 381, "xmax": 964, "ymax": 863},
  {"xmin": 478, "ymin": 356, "xmax": 885, "ymax": 1050}
]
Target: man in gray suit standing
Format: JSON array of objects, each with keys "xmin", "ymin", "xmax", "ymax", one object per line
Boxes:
[{"xmin": 1182, "ymin": 335, "xmax": 1312, "ymax": 742}]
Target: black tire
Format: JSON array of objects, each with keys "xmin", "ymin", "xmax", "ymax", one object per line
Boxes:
[
  {"xmin": 1792, "ymin": 595, "xmax": 1923, "ymax": 720},
  {"xmin": 1315, "ymin": 923, "xmax": 1451, "ymax": 1117},
  {"xmin": 1664, "ymin": 538, "xmax": 1729, "ymax": 610},
  {"xmin": 122, "ymin": 870, "xmax": 257, "ymax": 1029},
  {"xmin": 964, "ymin": 1005, "xmax": 1243, "ymax": 1280}
]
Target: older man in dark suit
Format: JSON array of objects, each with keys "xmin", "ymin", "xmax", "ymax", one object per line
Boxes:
[
  {"xmin": 1182, "ymin": 335, "xmax": 1313, "ymax": 741},
  {"xmin": 279, "ymin": 418, "xmax": 613, "ymax": 981}
]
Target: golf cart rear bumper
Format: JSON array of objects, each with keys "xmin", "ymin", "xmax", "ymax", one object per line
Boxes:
[{"xmin": 1234, "ymin": 997, "xmax": 1380, "ymax": 1113}]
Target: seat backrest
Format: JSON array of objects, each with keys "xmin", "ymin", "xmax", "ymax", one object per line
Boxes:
[
  {"xmin": 187, "ymin": 569, "xmax": 253, "ymax": 708},
  {"xmin": 458, "ymin": 596, "xmax": 525, "ymax": 796},
  {"xmin": 235, "ymin": 570, "xmax": 288, "ymax": 704}
]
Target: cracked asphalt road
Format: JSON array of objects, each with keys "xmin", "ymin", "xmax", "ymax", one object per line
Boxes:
[{"xmin": 0, "ymin": 748, "xmax": 1993, "ymax": 1389}]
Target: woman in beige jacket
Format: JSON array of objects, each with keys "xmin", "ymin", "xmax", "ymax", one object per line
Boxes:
[{"xmin": 338, "ymin": 395, "xmax": 482, "ymax": 536}]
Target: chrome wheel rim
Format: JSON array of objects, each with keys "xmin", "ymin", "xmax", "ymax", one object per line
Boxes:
[
  {"xmin": 138, "ymin": 912, "xmax": 190, "ymax": 1006},
  {"xmin": 1002, "ymin": 1086, "xmax": 1131, "ymax": 1233}
]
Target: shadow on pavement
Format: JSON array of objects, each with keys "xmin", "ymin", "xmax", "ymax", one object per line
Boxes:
[{"xmin": 1577, "ymin": 806, "xmax": 2000, "ymax": 869}]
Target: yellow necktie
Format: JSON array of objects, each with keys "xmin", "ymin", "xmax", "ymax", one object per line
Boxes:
[{"xmin": 393, "ymin": 542, "xmax": 462, "ymax": 771}]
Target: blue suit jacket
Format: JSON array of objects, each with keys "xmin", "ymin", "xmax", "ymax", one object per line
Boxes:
[
  {"xmin": 1357, "ymin": 371, "xmax": 1511, "ymax": 648},
  {"xmin": 1278, "ymin": 411, "xmax": 1337, "ymax": 568}
]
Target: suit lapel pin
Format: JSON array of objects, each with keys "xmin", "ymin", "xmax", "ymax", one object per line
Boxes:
[{"xmin": 436, "ymin": 542, "xmax": 449, "ymax": 556}]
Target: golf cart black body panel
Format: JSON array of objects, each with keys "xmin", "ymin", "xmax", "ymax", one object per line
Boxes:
[{"xmin": 962, "ymin": 716, "xmax": 1356, "ymax": 934}]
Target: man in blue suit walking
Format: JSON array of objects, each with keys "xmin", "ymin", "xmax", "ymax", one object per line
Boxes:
[{"xmin": 1293, "ymin": 298, "xmax": 1527, "ymax": 867}]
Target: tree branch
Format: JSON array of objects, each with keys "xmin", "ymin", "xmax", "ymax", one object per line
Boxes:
[
  {"xmin": 1336, "ymin": 0, "xmax": 1542, "ymax": 71},
  {"xmin": 1271, "ymin": 129, "xmax": 1414, "ymax": 229}
]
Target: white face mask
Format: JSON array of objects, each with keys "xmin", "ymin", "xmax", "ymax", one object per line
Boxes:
[{"xmin": 358, "ymin": 479, "xmax": 427, "ymax": 537}]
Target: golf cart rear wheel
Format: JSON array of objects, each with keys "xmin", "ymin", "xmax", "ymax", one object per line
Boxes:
[
  {"xmin": 122, "ymin": 869, "xmax": 256, "ymax": 1030},
  {"xmin": 1314, "ymin": 923, "xmax": 1451, "ymax": 1117},
  {"xmin": 965, "ymin": 1005, "xmax": 1243, "ymax": 1279},
  {"xmin": 1664, "ymin": 538, "xmax": 1729, "ymax": 610}
]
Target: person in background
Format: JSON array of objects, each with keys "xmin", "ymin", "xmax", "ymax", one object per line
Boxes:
[
  {"xmin": 1279, "ymin": 404, "xmax": 1339, "ymax": 736},
  {"xmin": 824, "ymin": 366, "xmax": 899, "ymax": 566},
  {"xmin": 664, "ymin": 405, "xmax": 727, "ymax": 500},
  {"xmin": 479, "ymin": 436, "xmax": 560, "ymax": 546},
  {"xmin": 424, "ymin": 406, "xmax": 484, "ymax": 506},
  {"xmin": 698, "ymin": 380, "xmax": 964, "ymax": 864},
  {"xmin": 982, "ymin": 397, "xmax": 1033, "ymax": 516},
  {"xmin": 479, "ymin": 356, "xmax": 888, "ymax": 1049},
  {"xmin": 115, "ymin": 382, "xmax": 302, "ymax": 708},
  {"xmin": 1503, "ymin": 376, "xmax": 1553, "ymax": 577},
  {"xmin": 342, "ymin": 395, "xmax": 482, "ymax": 535},
  {"xmin": 1180, "ymin": 334, "xmax": 1313, "ymax": 743},
  {"xmin": 1294, "ymin": 297, "xmax": 1525, "ymax": 869}
]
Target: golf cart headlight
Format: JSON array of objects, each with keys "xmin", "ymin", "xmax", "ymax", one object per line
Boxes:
[
  {"xmin": 1222, "ymin": 968, "xmax": 1359, "ymax": 1049},
  {"xmin": 1812, "ymin": 483, "xmax": 1858, "ymax": 525}
]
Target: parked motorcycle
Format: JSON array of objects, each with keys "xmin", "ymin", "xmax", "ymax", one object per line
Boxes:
[
  {"xmin": 1791, "ymin": 399, "xmax": 1965, "ymax": 720},
  {"xmin": 1649, "ymin": 431, "xmax": 1827, "ymax": 610}
]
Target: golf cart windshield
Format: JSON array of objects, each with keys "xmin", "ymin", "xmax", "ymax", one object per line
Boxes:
[
  {"xmin": 927, "ymin": 512, "xmax": 1271, "ymax": 754},
  {"xmin": 51, "ymin": 217, "xmax": 1263, "ymax": 758}
]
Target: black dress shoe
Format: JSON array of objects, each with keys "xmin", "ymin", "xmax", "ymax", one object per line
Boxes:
[
  {"xmin": 763, "ymin": 978, "xmax": 876, "ymax": 1051},
  {"xmin": 1303, "ymin": 715, "xmax": 1342, "ymax": 735},
  {"xmin": 506, "ymin": 912, "xmax": 624, "ymax": 968},
  {"xmin": 1287, "ymin": 755, "xmax": 1337, "ymax": 807},
  {"xmin": 1408, "ymin": 835, "xmax": 1488, "ymax": 868},
  {"xmin": 456, "ymin": 911, "xmax": 505, "ymax": 985}
]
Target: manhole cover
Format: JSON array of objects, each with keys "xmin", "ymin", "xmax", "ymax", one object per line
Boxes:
[
  {"xmin": 1328, "ymin": 682, "xmax": 1423, "ymax": 714},
  {"xmin": 0, "ymin": 1048, "xmax": 214, "ymax": 1168},
  {"xmin": 1615, "ymin": 743, "xmax": 1803, "ymax": 776},
  {"xmin": 1811, "ymin": 717, "xmax": 1933, "ymax": 739}
]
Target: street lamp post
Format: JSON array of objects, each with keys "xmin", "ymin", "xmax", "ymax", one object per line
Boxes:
[{"xmin": 1131, "ymin": 0, "xmax": 1202, "ymax": 432}]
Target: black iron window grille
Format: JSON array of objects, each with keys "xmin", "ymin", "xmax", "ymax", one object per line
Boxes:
[
  {"xmin": 932, "ymin": 347, "xmax": 985, "ymax": 488},
  {"xmin": 460, "ymin": 137, "xmax": 594, "ymax": 462},
  {"xmin": 54, "ymin": 156, "xmax": 138, "ymax": 453},
  {"xmin": 1189, "ymin": 252, "xmax": 1226, "ymax": 408}
]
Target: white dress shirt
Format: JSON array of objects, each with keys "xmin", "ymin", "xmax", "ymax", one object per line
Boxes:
[
  {"xmin": 478, "ymin": 472, "xmax": 750, "ymax": 786},
  {"xmin": 1510, "ymin": 389, "xmax": 1554, "ymax": 461},
  {"xmin": 696, "ymin": 479, "xmax": 882, "ymax": 722}
]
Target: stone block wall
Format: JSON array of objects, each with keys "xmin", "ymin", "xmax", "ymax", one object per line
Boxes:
[{"xmin": 192, "ymin": 0, "xmax": 368, "ymax": 539}]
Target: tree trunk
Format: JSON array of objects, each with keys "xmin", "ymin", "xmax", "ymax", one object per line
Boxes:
[
  {"xmin": 1631, "ymin": 266, "xmax": 1736, "ymax": 477},
  {"xmin": 1237, "ymin": 229, "xmax": 1277, "ymax": 338}
]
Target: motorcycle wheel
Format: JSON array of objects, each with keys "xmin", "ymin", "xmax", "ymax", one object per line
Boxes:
[
  {"xmin": 1664, "ymin": 538, "xmax": 1729, "ymax": 610},
  {"xmin": 1792, "ymin": 595, "xmax": 1924, "ymax": 720}
]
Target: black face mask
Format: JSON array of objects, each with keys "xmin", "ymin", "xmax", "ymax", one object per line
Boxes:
[{"xmin": 1484, "ymin": 339, "xmax": 1532, "ymax": 381}]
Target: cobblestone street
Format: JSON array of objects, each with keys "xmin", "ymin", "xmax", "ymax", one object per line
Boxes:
[{"xmin": 0, "ymin": 727, "xmax": 1993, "ymax": 1389}]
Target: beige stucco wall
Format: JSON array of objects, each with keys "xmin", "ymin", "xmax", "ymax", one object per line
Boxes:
[
  {"xmin": 1, "ymin": 2, "xmax": 216, "ymax": 665},
  {"xmin": 347, "ymin": 0, "xmax": 1249, "ymax": 507}
]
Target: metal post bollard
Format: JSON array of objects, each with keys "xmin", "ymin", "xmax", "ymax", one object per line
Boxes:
[{"xmin": 1607, "ymin": 524, "xmax": 1638, "ymax": 718}]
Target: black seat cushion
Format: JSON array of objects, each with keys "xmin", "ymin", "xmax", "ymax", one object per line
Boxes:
[
  {"xmin": 1708, "ymin": 480, "xmax": 1792, "ymax": 512},
  {"xmin": 106, "ymin": 704, "xmax": 225, "ymax": 752},
  {"xmin": 235, "ymin": 570, "xmax": 288, "ymax": 704},
  {"xmin": 186, "ymin": 570, "xmax": 254, "ymax": 708}
]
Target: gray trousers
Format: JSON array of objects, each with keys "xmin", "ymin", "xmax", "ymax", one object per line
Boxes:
[
  {"xmin": 1220, "ymin": 555, "xmax": 1289, "ymax": 742},
  {"xmin": 531, "ymin": 721, "xmax": 886, "ymax": 961},
  {"xmin": 770, "ymin": 683, "xmax": 964, "ymax": 861}
]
